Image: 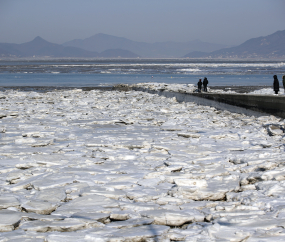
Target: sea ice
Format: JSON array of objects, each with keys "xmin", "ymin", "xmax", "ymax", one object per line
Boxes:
[
  {"xmin": 0, "ymin": 210, "xmax": 22, "ymax": 232},
  {"xmin": 0, "ymin": 86, "xmax": 285, "ymax": 240}
]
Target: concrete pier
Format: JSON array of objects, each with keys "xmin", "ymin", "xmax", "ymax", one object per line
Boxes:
[
  {"xmin": 192, "ymin": 92, "xmax": 285, "ymax": 118},
  {"xmin": 131, "ymin": 87, "xmax": 285, "ymax": 119}
]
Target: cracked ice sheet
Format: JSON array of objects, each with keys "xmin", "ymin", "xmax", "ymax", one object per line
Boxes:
[{"xmin": 0, "ymin": 88, "xmax": 285, "ymax": 241}]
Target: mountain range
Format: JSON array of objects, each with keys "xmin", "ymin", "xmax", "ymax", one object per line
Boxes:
[
  {"xmin": 183, "ymin": 30, "xmax": 285, "ymax": 59},
  {"xmin": 0, "ymin": 30, "xmax": 284, "ymax": 59},
  {"xmin": 0, "ymin": 36, "xmax": 139, "ymax": 58},
  {"xmin": 62, "ymin": 33, "xmax": 229, "ymax": 58}
]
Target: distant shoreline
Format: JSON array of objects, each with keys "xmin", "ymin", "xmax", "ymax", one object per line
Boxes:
[
  {"xmin": 0, "ymin": 57, "xmax": 285, "ymax": 61},
  {"xmin": 0, "ymin": 85, "xmax": 271, "ymax": 94}
]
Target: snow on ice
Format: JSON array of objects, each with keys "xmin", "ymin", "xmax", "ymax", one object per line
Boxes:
[
  {"xmin": 133, "ymin": 82, "xmax": 285, "ymax": 95},
  {"xmin": 0, "ymin": 83, "xmax": 285, "ymax": 241}
]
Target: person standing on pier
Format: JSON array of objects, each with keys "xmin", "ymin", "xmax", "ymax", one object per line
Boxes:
[
  {"xmin": 197, "ymin": 79, "xmax": 202, "ymax": 92},
  {"xmin": 282, "ymin": 75, "xmax": 285, "ymax": 93},
  {"xmin": 273, "ymin": 75, "xmax": 280, "ymax": 94},
  {"xmin": 203, "ymin": 77, "xmax": 209, "ymax": 92}
]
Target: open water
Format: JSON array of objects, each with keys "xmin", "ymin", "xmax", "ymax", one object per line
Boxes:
[{"xmin": 0, "ymin": 59, "xmax": 284, "ymax": 87}]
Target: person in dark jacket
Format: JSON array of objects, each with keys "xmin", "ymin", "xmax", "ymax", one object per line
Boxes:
[
  {"xmin": 282, "ymin": 75, "xmax": 285, "ymax": 93},
  {"xmin": 203, "ymin": 77, "xmax": 209, "ymax": 92},
  {"xmin": 197, "ymin": 79, "xmax": 202, "ymax": 92},
  {"xmin": 273, "ymin": 75, "xmax": 280, "ymax": 94}
]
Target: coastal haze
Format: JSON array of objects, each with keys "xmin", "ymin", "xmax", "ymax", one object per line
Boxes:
[
  {"xmin": 1, "ymin": 0, "xmax": 285, "ymax": 58},
  {"xmin": 0, "ymin": 35, "xmax": 229, "ymax": 58},
  {"xmin": 1, "ymin": 30, "xmax": 285, "ymax": 58},
  {"xmin": 62, "ymin": 33, "xmax": 230, "ymax": 58}
]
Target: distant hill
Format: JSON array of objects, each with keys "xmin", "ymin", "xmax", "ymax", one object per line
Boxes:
[
  {"xmin": 0, "ymin": 37, "xmax": 99, "ymax": 58},
  {"xmin": 184, "ymin": 30, "xmax": 285, "ymax": 59},
  {"xmin": 5, "ymin": 30, "xmax": 284, "ymax": 59},
  {"xmin": 0, "ymin": 37, "xmax": 140, "ymax": 58},
  {"xmin": 63, "ymin": 33, "xmax": 229, "ymax": 58}
]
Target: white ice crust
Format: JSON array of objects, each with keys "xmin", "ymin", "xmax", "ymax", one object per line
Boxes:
[
  {"xmin": 133, "ymin": 82, "xmax": 285, "ymax": 95},
  {"xmin": 0, "ymin": 85, "xmax": 285, "ymax": 241}
]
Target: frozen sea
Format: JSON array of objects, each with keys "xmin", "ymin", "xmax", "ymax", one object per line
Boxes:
[
  {"xmin": 0, "ymin": 59, "xmax": 284, "ymax": 87},
  {"xmin": 1, "ymin": 60, "xmax": 285, "ymax": 241}
]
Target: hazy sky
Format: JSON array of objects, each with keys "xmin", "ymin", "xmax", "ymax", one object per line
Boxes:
[{"xmin": 1, "ymin": 0, "xmax": 284, "ymax": 46}]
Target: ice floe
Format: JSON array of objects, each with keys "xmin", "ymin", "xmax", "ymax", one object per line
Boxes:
[{"xmin": 0, "ymin": 86, "xmax": 285, "ymax": 241}]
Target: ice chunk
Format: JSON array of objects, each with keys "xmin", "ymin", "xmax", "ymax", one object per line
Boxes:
[
  {"xmin": 21, "ymin": 200, "xmax": 57, "ymax": 215},
  {"xmin": 106, "ymin": 218, "xmax": 154, "ymax": 229},
  {"xmin": 80, "ymin": 186, "xmax": 127, "ymax": 200},
  {"xmin": 0, "ymin": 195, "xmax": 20, "ymax": 209},
  {"xmin": 70, "ymin": 212, "xmax": 110, "ymax": 223},
  {"xmin": 140, "ymin": 209, "xmax": 194, "ymax": 226},
  {"xmin": 174, "ymin": 178, "xmax": 208, "ymax": 187},
  {"xmin": 33, "ymin": 188, "xmax": 66, "ymax": 203},
  {"xmin": 86, "ymin": 225, "xmax": 169, "ymax": 241},
  {"xmin": 0, "ymin": 210, "xmax": 22, "ymax": 232},
  {"xmin": 55, "ymin": 194, "xmax": 119, "ymax": 215},
  {"xmin": 110, "ymin": 210, "xmax": 131, "ymax": 221},
  {"xmin": 31, "ymin": 173, "xmax": 75, "ymax": 190},
  {"xmin": 20, "ymin": 218, "xmax": 101, "ymax": 232},
  {"xmin": 170, "ymin": 176, "xmax": 240, "ymax": 201}
]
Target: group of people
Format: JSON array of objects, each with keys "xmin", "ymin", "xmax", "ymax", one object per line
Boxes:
[
  {"xmin": 273, "ymin": 75, "xmax": 285, "ymax": 94},
  {"xmin": 196, "ymin": 75, "xmax": 285, "ymax": 95},
  {"xmin": 197, "ymin": 77, "xmax": 208, "ymax": 92}
]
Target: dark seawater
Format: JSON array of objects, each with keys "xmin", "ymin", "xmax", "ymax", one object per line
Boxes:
[{"xmin": 0, "ymin": 59, "xmax": 284, "ymax": 87}]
